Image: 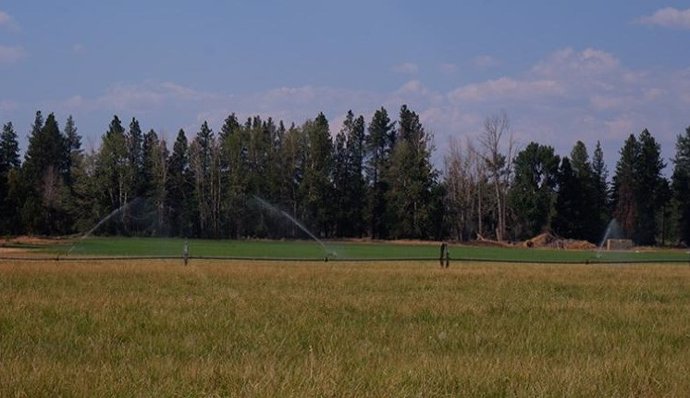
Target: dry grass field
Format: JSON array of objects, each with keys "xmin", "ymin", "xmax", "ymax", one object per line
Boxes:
[{"xmin": 2, "ymin": 259, "xmax": 690, "ymax": 396}]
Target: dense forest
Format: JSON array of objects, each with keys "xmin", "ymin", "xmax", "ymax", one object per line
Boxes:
[{"xmin": 1, "ymin": 106, "xmax": 689, "ymax": 246}]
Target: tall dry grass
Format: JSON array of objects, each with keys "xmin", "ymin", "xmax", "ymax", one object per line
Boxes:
[{"xmin": 1, "ymin": 260, "xmax": 689, "ymax": 396}]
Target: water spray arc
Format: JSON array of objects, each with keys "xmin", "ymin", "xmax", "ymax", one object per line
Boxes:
[
  {"xmin": 66, "ymin": 198, "xmax": 144, "ymax": 256},
  {"xmin": 596, "ymin": 219, "xmax": 622, "ymax": 259},
  {"xmin": 251, "ymin": 195, "xmax": 337, "ymax": 259}
]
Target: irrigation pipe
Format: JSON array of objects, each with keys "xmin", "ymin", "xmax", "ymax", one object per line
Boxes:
[{"xmin": 1, "ymin": 255, "xmax": 689, "ymax": 265}]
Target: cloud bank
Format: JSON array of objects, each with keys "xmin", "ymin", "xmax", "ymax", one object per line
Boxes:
[
  {"xmin": 0, "ymin": 45, "xmax": 25, "ymax": 64},
  {"xmin": 0, "ymin": 10, "xmax": 13, "ymax": 28},
  {"xmin": 392, "ymin": 62, "xmax": 419, "ymax": 75},
  {"xmin": 45, "ymin": 48, "xmax": 690, "ymax": 170},
  {"xmin": 638, "ymin": 7, "xmax": 690, "ymax": 30}
]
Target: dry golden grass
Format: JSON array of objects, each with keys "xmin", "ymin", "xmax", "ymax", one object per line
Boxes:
[{"xmin": 1, "ymin": 259, "xmax": 690, "ymax": 396}]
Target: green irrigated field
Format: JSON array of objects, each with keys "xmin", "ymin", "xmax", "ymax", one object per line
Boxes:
[
  {"xmin": 31, "ymin": 236, "xmax": 690, "ymax": 263},
  {"xmin": 2, "ymin": 259, "xmax": 690, "ymax": 396}
]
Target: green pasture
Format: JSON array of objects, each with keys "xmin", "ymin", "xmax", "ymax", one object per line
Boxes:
[{"xmin": 29, "ymin": 236, "xmax": 690, "ymax": 263}]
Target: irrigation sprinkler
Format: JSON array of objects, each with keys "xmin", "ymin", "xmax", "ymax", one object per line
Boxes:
[
  {"xmin": 183, "ymin": 239, "xmax": 189, "ymax": 266},
  {"xmin": 439, "ymin": 242, "xmax": 450, "ymax": 268}
]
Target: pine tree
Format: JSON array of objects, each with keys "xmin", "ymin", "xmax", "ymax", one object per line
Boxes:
[
  {"xmin": 612, "ymin": 134, "xmax": 639, "ymax": 240},
  {"xmin": 387, "ymin": 105, "xmax": 437, "ymax": 238},
  {"xmin": 635, "ymin": 129, "xmax": 666, "ymax": 245},
  {"xmin": 141, "ymin": 129, "xmax": 158, "ymax": 197},
  {"xmin": 280, "ymin": 123, "xmax": 307, "ymax": 238},
  {"xmin": 70, "ymin": 150, "xmax": 100, "ymax": 233},
  {"xmin": 21, "ymin": 111, "xmax": 44, "ymax": 188},
  {"xmin": 243, "ymin": 116, "xmax": 272, "ymax": 236},
  {"xmin": 553, "ymin": 157, "xmax": 580, "ymax": 238},
  {"xmin": 567, "ymin": 141, "xmax": 599, "ymax": 241},
  {"xmin": 63, "ymin": 115, "xmax": 84, "ymax": 230},
  {"xmin": 128, "ymin": 117, "xmax": 144, "ymax": 195},
  {"xmin": 345, "ymin": 112, "xmax": 366, "ymax": 237},
  {"xmin": 272, "ymin": 120, "xmax": 288, "ymax": 206},
  {"xmin": 365, "ymin": 107, "xmax": 395, "ymax": 238},
  {"xmin": 301, "ymin": 113, "xmax": 333, "ymax": 236},
  {"xmin": 265, "ymin": 118, "xmax": 284, "ymax": 205},
  {"xmin": 657, "ymin": 177, "xmax": 673, "ymax": 246},
  {"xmin": 332, "ymin": 111, "xmax": 366, "ymax": 237},
  {"xmin": 166, "ymin": 129, "xmax": 193, "ymax": 237},
  {"xmin": 1, "ymin": 121, "xmax": 20, "ymax": 170},
  {"xmin": 95, "ymin": 115, "xmax": 133, "ymax": 234},
  {"xmin": 141, "ymin": 129, "xmax": 168, "ymax": 235},
  {"xmin": 21, "ymin": 112, "xmax": 71, "ymax": 234},
  {"xmin": 219, "ymin": 113, "xmax": 249, "ymax": 238},
  {"xmin": 188, "ymin": 121, "xmax": 219, "ymax": 237},
  {"xmin": 672, "ymin": 126, "xmax": 690, "ymax": 245},
  {"xmin": 591, "ymin": 141, "xmax": 609, "ymax": 240},
  {"xmin": 332, "ymin": 123, "xmax": 349, "ymax": 236},
  {"xmin": 64, "ymin": 115, "xmax": 82, "ymax": 182},
  {"xmin": 1, "ymin": 122, "xmax": 21, "ymax": 233}
]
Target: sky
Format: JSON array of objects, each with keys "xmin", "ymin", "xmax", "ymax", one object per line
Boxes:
[{"xmin": 1, "ymin": 1, "xmax": 690, "ymax": 171}]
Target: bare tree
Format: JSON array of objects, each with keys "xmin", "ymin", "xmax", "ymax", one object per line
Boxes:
[
  {"xmin": 480, "ymin": 111, "xmax": 514, "ymax": 241},
  {"xmin": 445, "ymin": 138, "xmax": 471, "ymax": 240},
  {"xmin": 470, "ymin": 140, "xmax": 486, "ymax": 239},
  {"xmin": 444, "ymin": 136, "xmax": 489, "ymax": 241}
]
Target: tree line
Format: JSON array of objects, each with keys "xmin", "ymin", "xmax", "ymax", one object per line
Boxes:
[{"xmin": 1, "ymin": 107, "xmax": 689, "ymax": 246}]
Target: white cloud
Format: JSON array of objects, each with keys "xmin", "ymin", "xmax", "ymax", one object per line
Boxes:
[
  {"xmin": 532, "ymin": 48, "xmax": 619, "ymax": 78},
  {"xmin": 49, "ymin": 48, "xmax": 690, "ymax": 171},
  {"xmin": 53, "ymin": 82, "xmax": 229, "ymax": 136},
  {"xmin": 0, "ymin": 45, "xmax": 26, "ymax": 64},
  {"xmin": 590, "ymin": 95, "xmax": 629, "ymax": 111},
  {"xmin": 262, "ymin": 86, "xmax": 319, "ymax": 104},
  {"xmin": 604, "ymin": 116, "xmax": 636, "ymax": 140},
  {"xmin": 589, "ymin": 89, "xmax": 664, "ymax": 111},
  {"xmin": 392, "ymin": 62, "xmax": 419, "ymax": 75},
  {"xmin": 439, "ymin": 63, "xmax": 458, "ymax": 74},
  {"xmin": 0, "ymin": 10, "xmax": 20, "ymax": 32},
  {"xmin": 95, "ymin": 81, "xmax": 222, "ymax": 111},
  {"xmin": 442, "ymin": 47, "xmax": 689, "ymax": 168},
  {"xmin": 388, "ymin": 80, "xmax": 444, "ymax": 114},
  {"xmin": 101, "ymin": 83, "xmax": 168, "ymax": 109},
  {"xmin": 472, "ymin": 55, "xmax": 499, "ymax": 69},
  {"xmin": 56, "ymin": 81, "xmax": 377, "ymax": 137},
  {"xmin": 396, "ymin": 80, "xmax": 429, "ymax": 95},
  {"xmin": 0, "ymin": 11, "xmax": 10, "ymax": 25},
  {"xmin": 638, "ymin": 7, "xmax": 690, "ymax": 30},
  {"xmin": 72, "ymin": 43, "xmax": 86, "ymax": 54},
  {"xmin": 0, "ymin": 10, "xmax": 18, "ymax": 30},
  {"xmin": 643, "ymin": 88, "xmax": 664, "ymax": 101},
  {"xmin": 448, "ymin": 77, "xmax": 563, "ymax": 102},
  {"xmin": 0, "ymin": 99, "xmax": 18, "ymax": 111}
]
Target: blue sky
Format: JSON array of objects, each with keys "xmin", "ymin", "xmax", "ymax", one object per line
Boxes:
[{"xmin": 1, "ymin": 1, "xmax": 690, "ymax": 169}]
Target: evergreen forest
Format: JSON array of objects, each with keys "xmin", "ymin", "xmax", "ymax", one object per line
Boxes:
[{"xmin": 1, "ymin": 107, "xmax": 689, "ymax": 246}]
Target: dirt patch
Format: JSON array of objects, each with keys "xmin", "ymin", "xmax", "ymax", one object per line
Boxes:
[
  {"xmin": 559, "ymin": 239, "xmax": 597, "ymax": 250},
  {"xmin": 0, "ymin": 247, "xmax": 28, "ymax": 254},
  {"xmin": 6, "ymin": 235, "xmax": 67, "ymax": 245},
  {"xmin": 523, "ymin": 232, "xmax": 595, "ymax": 250},
  {"xmin": 340, "ymin": 238, "xmax": 444, "ymax": 246},
  {"xmin": 465, "ymin": 239, "xmax": 512, "ymax": 248},
  {"xmin": 388, "ymin": 239, "xmax": 442, "ymax": 246},
  {"xmin": 1, "ymin": 236, "xmax": 70, "ymax": 256},
  {"xmin": 524, "ymin": 233, "xmax": 555, "ymax": 248}
]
